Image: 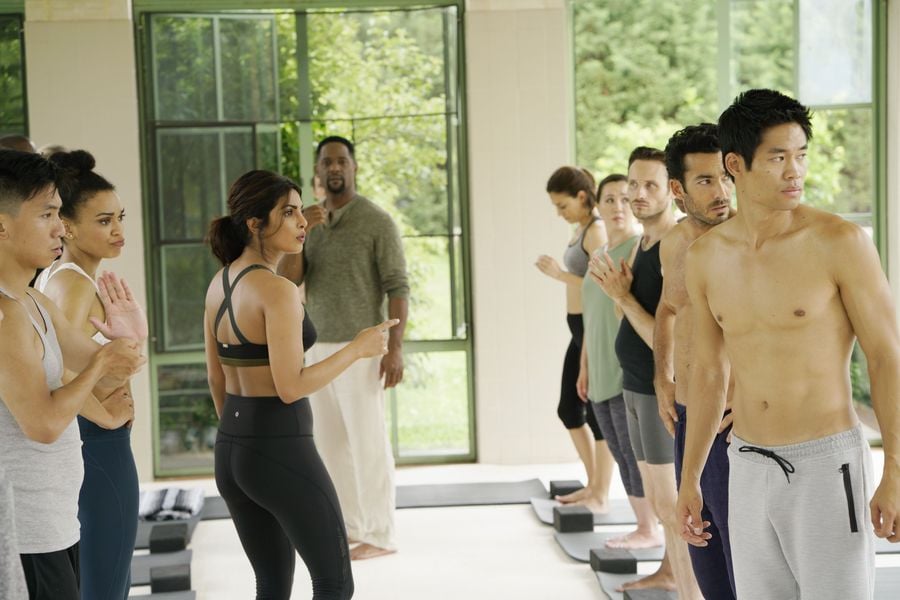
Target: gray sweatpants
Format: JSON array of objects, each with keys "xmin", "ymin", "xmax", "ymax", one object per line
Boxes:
[{"xmin": 728, "ymin": 425, "xmax": 874, "ymax": 600}]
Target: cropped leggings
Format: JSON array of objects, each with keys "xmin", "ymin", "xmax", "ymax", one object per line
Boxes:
[
  {"xmin": 558, "ymin": 314, "xmax": 603, "ymax": 440},
  {"xmin": 77, "ymin": 418, "xmax": 139, "ymax": 600},
  {"xmin": 215, "ymin": 395, "xmax": 353, "ymax": 600}
]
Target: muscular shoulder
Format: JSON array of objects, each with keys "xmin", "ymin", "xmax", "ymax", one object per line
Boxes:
[{"xmin": 0, "ymin": 295, "xmax": 38, "ymax": 351}]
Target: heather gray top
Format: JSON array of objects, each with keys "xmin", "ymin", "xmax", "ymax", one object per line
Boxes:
[
  {"xmin": 0, "ymin": 464, "xmax": 27, "ymax": 599},
  {"xmin": 0, "ymin": 290, "xmax": 83, "ymax": 554},
  {"xmin": 303, "ymin": 195, "xmax": 409, "ymax": 342}
]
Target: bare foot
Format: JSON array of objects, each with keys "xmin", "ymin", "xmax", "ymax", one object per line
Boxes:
[
  {"xmin": 350, "ymin": 543, "xmax": 397, "ymax": 561},
  {"xmin": 605, "ymin": 529, "xmax": 664, "ymax": 549},
  {"xmin": 555, "ymin": 487, "xmax": 588, "ymax": 504},
  {"xmin": 568, "ymin": 494, "xmax": 610, "ymax": 514},
  {"xmin": 615, "ymin": 568, "xmax": 676, "ymax": 592}
]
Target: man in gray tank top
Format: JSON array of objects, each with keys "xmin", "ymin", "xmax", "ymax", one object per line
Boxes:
[{"xmin": 0, "ymin": 150, "xmax": 146, "ymax": 599}]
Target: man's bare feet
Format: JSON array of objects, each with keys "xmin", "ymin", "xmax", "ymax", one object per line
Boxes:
[
  {"xmin": 350, "ymin": 543, "xmax": 396, "ymax": 561},
  {"xmin": 614, "ymin": 568, "xmax": 676, "ymax": 592},
  {"xmin": 555, "ymin": 486, "xmax": 589, "ymax": 504},
  {"xmin": 605, "ymin": 529, "xmax": 664, "ymax": 549}
]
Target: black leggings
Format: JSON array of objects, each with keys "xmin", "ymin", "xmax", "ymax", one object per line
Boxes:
[
  {"xmin": 215, "ymin": 394, "xmax": 353, "ymax": 600},
  {"xmin": 558, "ymin": 314, "xmax": 603, "ymax": 440}
]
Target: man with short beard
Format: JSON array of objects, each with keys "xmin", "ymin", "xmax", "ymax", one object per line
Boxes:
[
  {"xmin": 280, "ymin": 136, "xmax": 409, "ymax": 560},
  {"xmin": 593, "ymin": 146, "xmax": 700, "ymax": 598},
  {"xmin": 654, "ymin": 124, "xmax": 736, "ymax": 599}
]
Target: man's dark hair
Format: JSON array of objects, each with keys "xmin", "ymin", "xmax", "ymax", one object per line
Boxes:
[
  {"xmin": 628, "ymin": 146, "xmax": 666, "ymax": 169},
  {"xmin": 0, "ymin": 149, "xmax": 58, "ymax": 215},
  {"xmin": 718, "ymin": 88, "xmax": 813, "ymax": 177},
  {"xmin": 664, "ymin": 123, "xmax": 721, "ymax": 186},
  {"xmin": 316, "ymin": 136, "xmax": 355, "ymax": 160}
]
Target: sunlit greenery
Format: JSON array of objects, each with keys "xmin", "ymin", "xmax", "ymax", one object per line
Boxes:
[{"xmin": 0, "ymin": 15, "xmax": 26, "ymax": 135}]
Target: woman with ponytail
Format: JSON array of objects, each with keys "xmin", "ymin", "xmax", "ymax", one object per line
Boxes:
[
  {"xmin": 35, "ymin": 149, "xmax": 138, "ymax": 599},
  {"xmin": 535, "ymin": 166, "xmax": 616, "ymax": 513},
  {"xmin": 204, "ymin": 170, "xmax": 396, "ymax": 599}
]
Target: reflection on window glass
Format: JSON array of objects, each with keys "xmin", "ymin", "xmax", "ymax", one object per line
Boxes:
[
  {"xmin": 798, "ymin": 0, "xmax": 871, "ymax": 106},
  {"xmin": 157, "ymin": 363, "xmax": 215, "ymax": 473},
  {"xmin": 152, "ymin": 16, "xmax": 216, "ymax": 121},
  {"xmin": 162, "ymin": 245, "xmax": 220, "ymax": 350},
  {"xmin": 0, "ymin": 16, "xmax": 25, "ymax": 134},
  {"xmin": 220, "ymin": 16, "xmax": 278, "ymax": 121},
  {"xmin": 392, "ymin": 351, "xmax": 470, "ymax": 457}
]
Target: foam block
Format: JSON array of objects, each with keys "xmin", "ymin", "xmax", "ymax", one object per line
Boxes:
[
  {"xmin": 149, "ymin": 522, "xmax": 189, "ymax": 553},
  {"xmin": 552, "ymin": 505, "xmax": 593, "ymax": 533},
  {"xmin": 150, "ymin": 564, "xmax": 191, "ymax": 593},
  {"xmin": 548, "ymin": 480, "xmax": 584, "ymax": 498}
]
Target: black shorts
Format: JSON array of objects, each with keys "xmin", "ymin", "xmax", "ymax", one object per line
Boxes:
[{"xmin": 20, "ymin": 543, "xmax": 80, "ymax": 600}]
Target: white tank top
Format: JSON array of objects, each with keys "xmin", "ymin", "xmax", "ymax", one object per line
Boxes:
[
  {"xmin": 35, "ymin": 261, "xmax": 111, "ymax": 345},
  {"xmin": 0, "ymin": 289, "xmax": 83, "ymax": 553}
]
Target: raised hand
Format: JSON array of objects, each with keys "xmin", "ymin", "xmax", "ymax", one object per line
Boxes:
[
  {"xmin": 302, "ymin": 204, "xmax": 328, "ymax": 231},
  {"xmin": 96, "ymin": 338, "xmax": 146, "ymax": 383},
  {"xmin": 90, "ymin": 272, "xmax": 148, "ymax": 342},
  {"xmin": 352, "ymin": 319, "xmax": 400, "ymax": 360},
  {"xmin": 590, "ymin": 252, "xmax": 633, "ymax": 300},
  {"xmin": 535, "ymin": 255, "xmax": 563, "ymax": 280}
]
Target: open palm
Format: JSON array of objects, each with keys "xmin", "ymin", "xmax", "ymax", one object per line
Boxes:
[{"xmin": 90, "ymin": 272, "xmax": 148, "ymax": 342}]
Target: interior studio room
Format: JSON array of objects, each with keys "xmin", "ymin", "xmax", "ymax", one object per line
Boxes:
[{"xmin": 2, "ymin": 1, "xmax": 900, "ymax": 599}]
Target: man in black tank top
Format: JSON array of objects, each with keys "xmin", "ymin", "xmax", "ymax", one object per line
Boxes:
[{"xmin": 593, "ymin": 147, "xmax": 701, "ymax": 598}]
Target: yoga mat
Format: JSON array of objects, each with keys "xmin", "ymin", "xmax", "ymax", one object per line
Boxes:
[
  {"xmin": 128, "ymin": 593, "xmax": 196, "ymax": 600},
  {"xmin": 130, "ymin": 550, "xmax": 192, "ymax": 587},
  {"xmin": 200, "ymin": 495, "xmax": 231, "ymax": 520},
  {"xmin": 135, "ymin": 516, "xmax": 200, "ymax": 550},
  {"xmin": 531, "ymin": 497, "xmax": 636, "ymax": 526},
  {"xmin": 876, "ymin": 567, "xmax": 900, "ymax": 598},
  {"xmin": 395, "ymin": 479, "xmax": 548, "ymax": 508},
  {"xmin": 553, "ymin": 531, "xmax": 662, "ymax": 564},
  {"xmin": 594, "ymin": 572, "xmax": 676, "ymax": 600}
]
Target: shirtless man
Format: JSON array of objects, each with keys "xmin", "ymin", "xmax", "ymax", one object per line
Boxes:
[
  {"xmin": 677, "ymin": 88, "xmax": 900, "ymax": 600},
  {"xmin": 0, "ymin": 150, "xmax": 145, "ymax": 599},
  {"xmin": 593, "ymin": 147, "xmax": 699, "ymax": 598},
  {"xmin": 653, "ymin": 123, "xmax": 736, "ymax": 599}
]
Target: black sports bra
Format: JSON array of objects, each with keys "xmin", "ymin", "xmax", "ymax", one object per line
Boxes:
[{"xmin": 214, "ymin": 264, "xmax": 316, "ymax": 367}]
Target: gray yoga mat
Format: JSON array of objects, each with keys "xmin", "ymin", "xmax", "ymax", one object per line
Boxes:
[
  {"xmin": 594, "ymin": 572, "xmax": 676, "ymax": 600},
  {"xmin": 128, "ymin": 593, "xmax": 196, "ymax": 600},
  {"xmin": 395, "ymin": 479, "xmax": 548, "ymax": 508},
  {"xmin": 531, "ymin": 496, "xmax": 636, "ymax": 526},
  {"xmin": 201, "ymin": 495, "xmax": 231, "ymax": 520},
  {"xmin": 130, "ymin": 550, "xmax": 192, "ymax": 586},
  {"xmin": 135, "ymin": 516, "xmax": 201, "ymax": 550},
  {"xmin": 554, "ymin": 531, "xmax": 663, "ymax": 564}
]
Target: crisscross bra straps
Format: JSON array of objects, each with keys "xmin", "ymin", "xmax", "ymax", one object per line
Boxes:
[{"xmin": 214, "ymin": 264, "xmax": 272, "ymax": 367}]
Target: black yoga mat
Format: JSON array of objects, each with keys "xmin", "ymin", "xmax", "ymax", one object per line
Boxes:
[{"xmin": 395, "ymin": 479, "xmax": 548, "ymax": 508}]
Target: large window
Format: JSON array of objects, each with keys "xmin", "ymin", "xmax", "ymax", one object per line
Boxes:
[
  {"xmin": 139, "ymin": 4, "xmax": 472, "ymax": 476},
  {"xmin": 0, "ymin": 12, "xmax": 26, "ymax": 135},
  {"xmin": 574, "ymin": 0, "xmax": 884, "ymax": 408}
]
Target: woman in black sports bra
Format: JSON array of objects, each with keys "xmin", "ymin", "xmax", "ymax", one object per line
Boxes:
[{"xmin": 204, "ymin": 170, "xmax": 397, "ymax": 600}]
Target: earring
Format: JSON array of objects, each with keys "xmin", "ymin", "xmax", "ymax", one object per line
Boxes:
[{"xmin": 65, "ymin": 231, "xmax": 74, "ymax": 239}]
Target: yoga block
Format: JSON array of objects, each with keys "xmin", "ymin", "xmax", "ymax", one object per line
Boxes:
[
  {"xmin": 150, "ymin": 564, "xmax": 191, "ymax": 593},
  {"xmin": 590, "ymin": 547, "xmax": 637, "ymax": 574},
  {"xmin": 149, "ymin": 522, "xmax": 189, "ymax": 553},
  {"xmin": 624, "ymin": 589, "xmax": 673, "ymax": 600},
  {"xmin": 553, "ymin": 505, "xmax": 593, "ymax": 533},
  {"xmin": 549, "ymin": 480, "xmax": 584, "ymax": 498}
]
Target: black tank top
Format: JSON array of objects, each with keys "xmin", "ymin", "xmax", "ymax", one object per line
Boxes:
[
  {"xmin": 614, "ymin": 239, "xmax": 662, "ymax": 394},
  {"xmin": 215, "ymin": 264, "xmax": 317, "ymax": 366}
]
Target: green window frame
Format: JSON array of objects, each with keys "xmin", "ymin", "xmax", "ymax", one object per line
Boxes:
[{"xmin": 135, "ymin": 1, "xmax": 475, "ymax": 477}]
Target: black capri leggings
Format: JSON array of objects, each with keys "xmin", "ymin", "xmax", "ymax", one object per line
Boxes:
[
  {"xmin": 558, "ymin": 314, "xmax": 603, "ymax": 440},
  {"xmin": 215, "ymin": 394, "xmax": 353, "ymax": 600}
]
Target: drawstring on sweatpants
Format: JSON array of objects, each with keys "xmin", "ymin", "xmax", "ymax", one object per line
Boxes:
[{"xmin": 739, "ymin": 445, "xmax": 796, "ymax": 483}]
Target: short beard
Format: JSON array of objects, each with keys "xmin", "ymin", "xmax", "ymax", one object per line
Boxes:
[{"xmin": 326, "ymin": 179, "xmax": 346, "ymax": 194}]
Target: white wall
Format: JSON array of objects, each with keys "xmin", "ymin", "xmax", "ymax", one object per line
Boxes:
[
  {"xmin": 24, "ymin": 0, "xmax": 154, "ymax": 480},
  {"xmin": 465, "ymin": 0, "xmax": 582, "ymax": 463},
  {"xmin": 888, "ymin": 0, "xmax": 900, "ymax": 322}
]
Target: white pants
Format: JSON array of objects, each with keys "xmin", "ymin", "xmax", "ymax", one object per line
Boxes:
[{"xmin": 307, "ymin": 342, "xmax": 396, "ymax": 549}]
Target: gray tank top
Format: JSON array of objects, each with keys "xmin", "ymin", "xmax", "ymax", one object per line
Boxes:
[
  {"xmin": 0, "ymin": 290, "xmax": 83, "ymax": 554},
  {"xmin": 563, "ymin": 220, "xmax": 599, "ymax": 276}
]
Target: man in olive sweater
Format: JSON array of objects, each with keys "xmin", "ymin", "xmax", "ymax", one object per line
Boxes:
[{"xmin": 281, "ymin": 136, "xmax": 409, "ymax": 559}]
